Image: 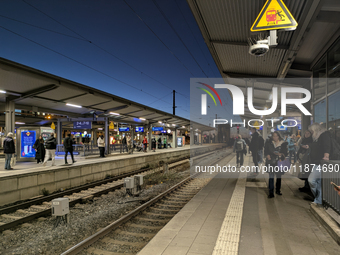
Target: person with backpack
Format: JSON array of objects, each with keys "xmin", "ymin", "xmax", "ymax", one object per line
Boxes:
[
  {"xmin": 306, "ymin": 123, "xmax": 332, "ymax": 206},
  {"xmin": 42, "ymin": 133, "xmax": 57, "ymax": 167},
  {"xmin": 233, "ymin": 135, "xmax": 246, "ymax": 167},
  {"xmin": 64, "ymin": 134, "xmax": 76, "ymax": 164},
  {"xmin": 3, "ymin": 132, "xmax": 15, "ymax": 170},
  {"xmin": 287, "ymin": 134, "xmax": 297, "ymax": 164}
]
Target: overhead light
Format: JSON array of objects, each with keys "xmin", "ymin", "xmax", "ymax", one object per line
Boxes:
[
  {"xmin": 110, "ymin": 112, "xmax": 120, "ymax": 116},
  {"xmin": 172, "ymin": 124, "xmax": 176, "ymax": 126},
  {"xmin": 158, "ymin": 121, "xmax": 162, "ymax": 124},
  {"xmin": 15, "ymin": 122, "xmax": 25, "ymax": 124},
  {"xmin": 139, "ymin": 117, "xmax": 146, "ymax": 121},
  {"xmin": 66, "ymin": 103, "xmax": 82, "ymax": 108},
  {"xmin": 98, "ymin": 128, "xmax": 103, "ymax": 130},
  {"xmin": 0, "ymin": 90, "xmax": 6, "ymax": 94},
  {"xmin": 182, "ymin": 126, "xmax": 185, "ymax": 128}
]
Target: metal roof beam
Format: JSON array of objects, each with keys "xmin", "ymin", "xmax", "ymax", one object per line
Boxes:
[
  {"xmin": 13, "ymin": 84, "xmax": 58, "ymax": 102},
  {"xmin": 317, "ymin": 11, "xmax": 340, "ymax": 23},
  {"xmin": 211, "ymin": 40, "xmax": 289, "ymax": 50}
]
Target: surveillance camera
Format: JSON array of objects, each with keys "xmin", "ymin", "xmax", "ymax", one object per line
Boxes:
[{"xmin": 249, "ymin": 43, "xmax": 269, "ymax": 56}]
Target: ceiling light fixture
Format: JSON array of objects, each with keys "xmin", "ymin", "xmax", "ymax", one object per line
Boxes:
[{"xmin": 66, "ymin": 103, "xmax": 82, "ymax": 108}]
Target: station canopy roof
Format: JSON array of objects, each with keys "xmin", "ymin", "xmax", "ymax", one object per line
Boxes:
[
  {"xmin": 0, "ymin": 57, "xmax": 212, "ymax": 132},
  {"xmin": 187, "ymin": 0, "xmax": 340, "ymax": 119}
]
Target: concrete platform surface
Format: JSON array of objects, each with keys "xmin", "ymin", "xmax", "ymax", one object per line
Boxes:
[{"xmin": 138, "ymin": 154, "xmax": 340, "ymax": 255}]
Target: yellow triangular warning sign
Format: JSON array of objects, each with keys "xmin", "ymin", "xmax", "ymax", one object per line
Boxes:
[
  {"xmin": 253, "ymin": 121, "xmax": 260, "ymax": 130},
  {"xmin": 251, "ymin": 0, "xmax": 297, "ymax": 32}
]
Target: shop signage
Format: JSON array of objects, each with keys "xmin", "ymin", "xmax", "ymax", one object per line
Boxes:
[
  {"xmin": 135, "ymin": 127, "xmax": 144, "ymax": 132},
  {"xmin": 152, "ymin": 127, "xmax": 163, "ymax": 131},
  {"xmin": 73, "ymin": 121, "xmax": 92, "ymax": 129},
  {"xmin": 251, "ymin": 0, "xmax": 298, "ymax": 32},
  {"xmin": 20, "ymin": 130, "xmax": 36, "ymax": 158},
  {"xmin": 119, "ymin": 127, "xmax": 130, "ymax": 132}
]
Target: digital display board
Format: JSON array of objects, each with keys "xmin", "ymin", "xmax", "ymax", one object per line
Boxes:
[
  {"xmin": 73, "ymin": 121, "xmax": 92, "ymax": 129},
  {"xmin": 135, "ymin": 127, "xmax": 144, "ymax": 132},
  {"xmin": 21, "ymin": 130, "xmax": 36, "ymax": 158},
  {"xmin": 152, "ymin": 127, "xmax": 163, "ymax": 131},
  {"xmin": 177, "ymin": 137, "xmax": 182, "ymax": 147},
  {"xmin": 119, "ymin": 127, "xmax": 130, "ymax": 132},
  {"xmin": 277, "ymin": 125, "xmax": 288, "ymax": 131}
]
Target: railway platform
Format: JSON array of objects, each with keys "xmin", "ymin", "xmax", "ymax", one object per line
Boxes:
[
  {"xmin": 138, "ymin": 154, "xmax": 340, "ymax": 255},
  {"xmin": 0, "ymin": 144, "xmax": 223, "ymax": 206}
]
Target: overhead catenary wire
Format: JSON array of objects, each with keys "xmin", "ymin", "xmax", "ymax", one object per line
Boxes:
[
  {"xmin": 0, "ymin": 25, "xmax": 173, "ymax": 107},
  {"xmin": 20, "ymin": 0, "xmax": 192, "ymax": 98}
]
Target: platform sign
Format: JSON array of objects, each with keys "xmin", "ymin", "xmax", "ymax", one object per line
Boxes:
[
  {"xmin": 20, "ymin": 130, "xmax": 36, "ymax": 158},
  {"xmin": 152, "ymin": 127, "xmax": 163, "ymax": 131},
  {"xmin": 119, "ymin": 127, "xmax": 130, "ymax": 132},
  {"xmin": 73, "ymin": 121, "xmax": 92, "ymax": 129},
  {"xmin": 277, "ymin": 125, "xmax": 288, "ymax": 131},
  {"xmin": 251, "ymin": 0, "xmax": 297, "ymax": 32},
  {"xmin": 135, "ymin": 127, "xmax": 144, "ymax": 132}
]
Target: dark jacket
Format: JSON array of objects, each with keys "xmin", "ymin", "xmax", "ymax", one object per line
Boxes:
[
  {"xmin": 249, "ymin": 131, "xmax": 260, "ymax": 152},
  {"xmin": 34, "ymin": 139, "xmax": 45, "ymax": 160},
  {"xmin": 264, "ymin": 139, "xmax": 288, "ymax": 165},
  {"xmin": 45, "ymin": 136, "xmax": 57, "ymax": 150},
  {"xmin": 63, "ymin": 137, "xmax": 73, "ymax": 151},
  {"xmin": 3, "ymin": 137, "xmax": 15, "ymax": 154},
  {"xmin": 297, "ymin": 136, "xmax": 313, "ymax": 156}
]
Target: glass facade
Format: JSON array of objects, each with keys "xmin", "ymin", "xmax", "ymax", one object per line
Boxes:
[{"xmin": 313, "ymin": 37, "xmax": 340, "ymax": 139}]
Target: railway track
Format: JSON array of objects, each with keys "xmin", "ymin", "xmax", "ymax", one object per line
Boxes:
[
  {"xmin": 60, "ymin": 151, "xmax": 232, "ymax": 255},
  {"xmin": 0, "ymin": 150, "xmax": 218, "ymax": 233}
]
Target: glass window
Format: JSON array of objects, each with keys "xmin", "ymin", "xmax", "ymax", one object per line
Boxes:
[
  {"xmin": 327, "ymin": 39, "xmax": 340, "ymax": 93},
  {"xmin": 313, "ymin": 56, "xmax": 327, "ymax": 101},
  {"xmin": 314, "ymin": 99, "xmax": 326, "ymax": 126},
  {"xmin": 328, "ymin": 90, "xmax": 340, "ymax": 144}
]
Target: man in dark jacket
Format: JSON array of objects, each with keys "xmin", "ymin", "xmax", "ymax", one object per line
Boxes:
[
  {"xmin": 42, "ymin": 133, "xmax": 57, "ymax": 167},
  {"xmin": 64, "ymin": 134, "xmax": 76, "ymax": 164},
  {"xmin": 249, "ymin": 127, "xmax": 260, "ymax": 174},
  {"xmin": 3, "ymin": 132, "xmax": 15, "ymax": 170}
]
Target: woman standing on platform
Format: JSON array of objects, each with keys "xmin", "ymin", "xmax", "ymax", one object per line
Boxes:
[
  {"xmin": 264, "ymin": 131, "xmax": 288, "ymax": 198},
  {"xmin": 33, "ymin": 135, "xmax": 46, "ymax": 164},
  {"xmin": 142, "ymin": 136, "xmax": 148, "ymax": 152}
]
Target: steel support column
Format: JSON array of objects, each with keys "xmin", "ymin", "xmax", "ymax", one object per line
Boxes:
[
  {"xmin": 131, "ymin": 124, "xmax": 134, "ymax": 154},
  {"xmin": 148, "ymin": 124, "xmax": 152, "ymax": 151},
  {"xmin": 175, "ymin": 128, "xmax": 178, "ymax": 148},
  {"xmin": 105, "ymin": 118, "xmax": 109, "ymax": 155},
  {"xmin": 5, "ymin": 98, "xmax": 15, "ymax": 134},
  {"xmin": 57, "ymin": 119, "xmax": 62, "ymax": 144}
]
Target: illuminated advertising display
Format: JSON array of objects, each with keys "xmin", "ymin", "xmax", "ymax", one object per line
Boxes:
[
  {"xmin": 21, "ymin": 130, "xmax": 36, "ymax": 158},
  {"xmin": 177, "ymin": 137, "xmax": 182, "ymax": 147},
  {"xmin": 73, "ymin": 121, "xmax": 92, "ymax": 129},
  {"xmin": 119, "ymin": 127, "xmax": 130, "ymax": 132}
]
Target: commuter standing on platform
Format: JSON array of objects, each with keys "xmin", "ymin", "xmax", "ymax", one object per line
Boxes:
[
  {"xmin": 249, "ymin": 127, "xmax": 260, "ymax": 175},
  {"xmin": 64, "ymin": 134, "xmax": 76, "ymax": 164},
  {"xmin": 42, "ymin": 133, "xmax": 57, "ymax": 166},
  {"xmin": 287, "ymin": 134, "xmax": 297, "ymax": 164},
  {"xmin": 98, "ymin": 135, "xmax": 105, "ymax": 157},
  {"xmin": 158, "ymin": 137, "xmax": 162, "ymax": 149},
  {"xmin": 33, "ymin": 135, "xmax": 45, "ymax": 164},
  {"xmin": 3, "ymin": 132, "xmax": 15, "ymax": 170},
  {"xmin": 163, "ymin": 137, "xmax": 167, "ymax": 149},
  {"xmin": 127, "ymin": 135, "xmax": 132, "ymax": 154},
  {"xmin": 233, "ymin": 135, "xmax": 246, "ymax": 167},
  {"xmin": 151, "ymin": 137, "xmax": 156, "ymax": 152},
  {"xmin": 122, "ymin": 135, "xmax": 127, "ymax": 152},
  {"xmin": 307, "ymin": 123, "xmax": 331, "ymax": 206},
  {"xmin": 142, "ymin": 136, "xmax": 148, "ymax": 152},
  {"xmin": 296, "ymin": 130, "xmax": 313, "ymax": 192},
  {"xmin": 264, "ymin": 131, "xmax": 288, "ymax": 198}
]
